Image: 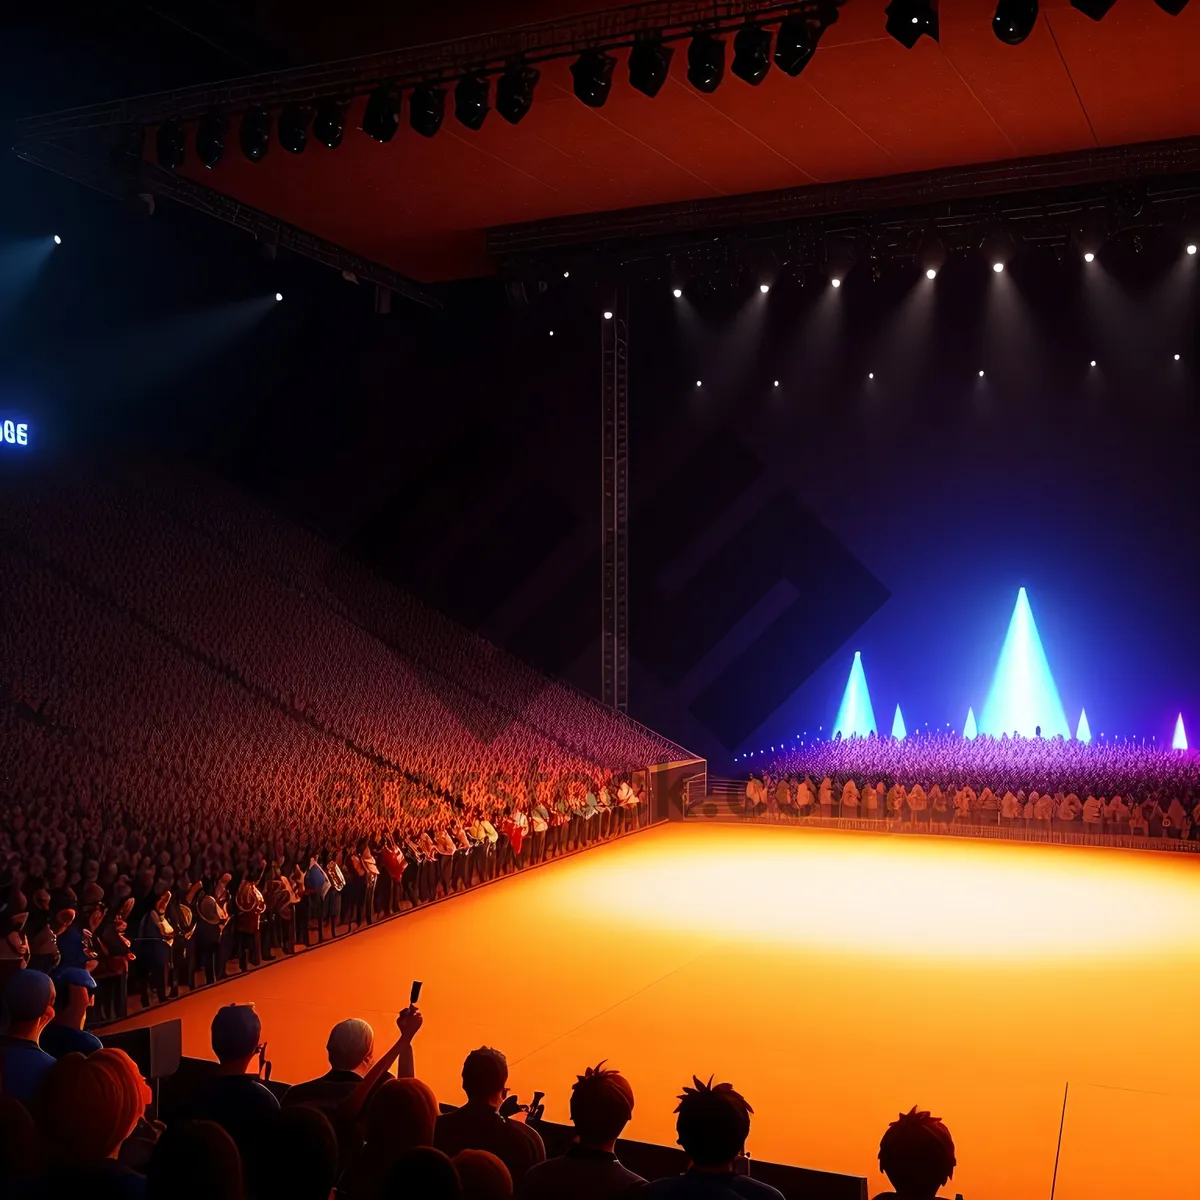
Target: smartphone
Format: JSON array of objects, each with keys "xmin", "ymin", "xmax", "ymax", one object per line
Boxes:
[{"xmin": 410, "ymin": 980, "xmax": 423, "ymax": 1005}]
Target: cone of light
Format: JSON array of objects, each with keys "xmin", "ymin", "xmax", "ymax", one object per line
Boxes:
[
  {"xmin": 963, "ymin": 707, "xmax": 978, "ymax": 740},
  {"xmin": 891, "ymin": 704, "xmax": 907, "ymax": 740},
  {"xmin": 979, "ymin": 588, "xmax": 1069, "ymax": 739},
  {"xmin": 1173, "ymin": 713, "xmax": 1188, "ymax": 751},
  {"xmin": 1076, "ymin": 708, "xmax": 1092, "ymax": 745},
  {"xmin": 833, "ymin": 651, "xmax": 877, "ymax": 739}
]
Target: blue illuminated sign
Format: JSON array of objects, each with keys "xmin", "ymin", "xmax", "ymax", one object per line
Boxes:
[{"xmin": 0, "ymin": 419, "xmax": 29, "ymax": 447}]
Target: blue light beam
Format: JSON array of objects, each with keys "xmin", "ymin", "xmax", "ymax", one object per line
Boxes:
[
  {"xmin": 979, "ymin": 587, "xmax": 1069, "ymax": 739},
  {"xmin": 1076, "ymin": 708, "xmax": 1092, "ymax": 744},
  {"xmin": 963, "ymin": 707, "xmax": 978, "ymax": 740},
  {"xmin": 833, "ymin": 651, "xmax": 877, "ymax": 739},
  {"xmin": 891, "ymin": 704, "xmax": 907, "ymax": 741}
]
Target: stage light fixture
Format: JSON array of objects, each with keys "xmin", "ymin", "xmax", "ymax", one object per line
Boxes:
[
  {"xmin": 275, "ymin": 292, "xmax": 283, "ymax": 302},
  {"xmin": 992, "ymin": 261, "xmax": 1005, "ymax": 273},
  {"xmin": 313, "ymin": 99, "xmax": 346, "ymax": 149},
  {"xmin": 278, "ymin": 105, "xmax": 310, "ymax": 154},
  {"xmin": 240, "ymin": 107, "xmax": 271, "ymax": 161},
  {"xmin": 1173, "ymin": 713, "xmax": 1188, "ymax": 751},
  {"xmin": 1090, "ymin": 359, "xmax": 1097, "ymax": 367},
  {"xmin": 1188, "ymin": 244, "xmax": 1198, "ymax": 255},
  {"xmin": 926, "ymin": 267, "xmax": 937, "ymax": 279},
  {"xmin": 868, "ymin": 372, "xmax": 874, "ymax": 379},
  {"xmin": 1083, "ymin": 251, "xmax": 1095, "ymax": 262},
  {"xmin": 1154, "ymin": 0, "xmax": 1190, "ymax": 13},
  {"xmin": 774, "ymin": 13, "xmax": 817, "ymax": 75},
  {"xmin": 1070, "ymin": 0, "xmax": 1116, "ymax": 17},
  {"xmin": 1174, "ymin": 353, "xmax": 1181, "ymax": 361},
  {"xmin": 673, "ymin": 288, "xmax": 682, "ymax": 298},
  {"xmin": 195, "ymin": 111, "xmax": 229, "ymax": 168},
  {"xmin": 732, "ymin": 22, "xmax": 772, "ymax": 85},
  {"xmin": 53, "ymin": 234, "xmax": 62, "ymax": 246},
  {"xmin": 885, "ymin": 0, "xmax": 939, "ymax": 47},
  {"xmin": 496, "ymin": 64, "xmax": 539, "ymax": 125},
  {"xmin": 410, "ymin": 84, "xmax": 446, "ymax": 137},
  {"xmin": 628, "ymin": 34, "xmax": 674, "ymax": 97},
  {"xmin": 603, "ymin": 310, "xmax": 613, "ymax": 320},
  {"xmin": 361, "ymin": 85, "xmax": 400, "ymax": 142},
  {"xmin": 696, "ymin": 380, "xmax": 702, "ymax": 387},
  {"xmin": 759, "ymin": 283, "xmax": 770, "ymax": 293},
  {"xmin": 455, "ymin": 74, "xmax": 491, "ymax": 131},
  {"xmin": 571, "ymin": 49, "xmax": 617, "ymax": 107},
  {"xmin": 774, "ymin": 380, "xmax": 780, "ymax": 387},
  {"xmin": 156, "ymin": 120, "xmax": 186, "ymax": 169},
  {"xmin": 549, "ymin": 330, "xmax": 554, "ymax": 336},
  {"xmin": 992, "ymin": 0, "xmax": 1038, "ymax": 43},
  {"xmin": 831, "ymin": 277, "xmax": 842, "ymax": 288},
  {"xmin": 687, "ymin": 31, "xmax": 725, "ymax": 93},
  {"xmin": 978, "ymin": 369, "xmax": 985, "ymax": 377}
]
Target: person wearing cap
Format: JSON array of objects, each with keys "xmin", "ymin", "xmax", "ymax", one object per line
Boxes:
[
  {"xmin": 41, "ymin": 966, "xmax": 104, "ymax": 1059},
  {"xmin": 0, "ymin": 969, "xmax": 57, "ymax": 1102},
  {"xmin": 181, "ymin": 1003, "xmax": 279, "ymax": 1154}
]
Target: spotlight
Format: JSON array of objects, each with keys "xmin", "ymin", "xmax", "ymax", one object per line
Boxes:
[
  {"xmin": 1174, "ymin": 353, "xmax": 1181, "ymax": 361},
  {"xmin": 275, "ymin": 292, "xmax": 283, "ymax": 302},
  {"xmin": 831, "ymin": 277, "xmax": 842, "ymax": 288},
  {"xmin": 361, "ymin": 85, "xmax": 400, "ymax": 143},
  {"xmin": 687, "ymin": 31, "xmax": 725, "ymax": 93},
  {"xmin": 775, "ymin": 13, "xmax": 816, "ymax": 75},
  {"xmin": 196, "ymin": 111, "xmax": 229, "ymax": 168},
  {"xmin": 278, "ymin": 105, "xmax": 310, "ymax": 154},
  {"xmin": 1153, "ymin": 0, "xmax": 1189, "ymax": 13},
  {"xmin": 992, "ymin": 261, "xmax": 1005, "ymax": 273},
  {"xmin": 1090, "ymin": 359, "xmax": 1097, "ymax": 367},
  {"xmin": 240, "ymin": 108, "xmax": 271, "ymax": 161},
  {"xmin": 885, "ymin": 0, "xmax": 939, "ymax": 47},
  {"xmin": 410, "ymin": 84, "xmax": 446, "ymax": 137},
  {"xmin": 992, "ymin": 0, "xmax": 1038, "ymax": 44},
  {"xmin": 603, "ymin": 310, "xmax": 613, "ymax": 320},
  {"xmin": 759, "ymin": 283, "xmax": 770, "ymax": 293},
  {"xmin": 774, "ymin": 380, "xmax": 780, "ymax": 387},
  {"xmin": 549, "ymin": 330, "xmax": 555, "ymax": 337},
  {"xmin": 571, "ymin": 49, "xmax": 616, "ymax": 107},
  {"xmin": 564, "ymin": 271, "xmax": 570, "ymax": 278},
  {"xmin": 695, "ymin": 380, "xmax": 702, "ymax": 387},
  {"xmin": 155, "ymin": 120, "xmax": 186, "ymax": 169},
  {"xmin": 673, "ymin": 288, "xmax": 682, "ymax": 298},
  {"xmin": 979, "ymin": 369, "xmax": 985, "ymax": 377},
  {"xmin": 496, "ymin": 64, "xmax": 539, "ymax": 125},
  {"xmin": 732, "ymin": 22, "xmax": 772, "ymax": 86},
  {"xmin": 53, "ymin": 234, "xmax": 62, "ymax": 246},
  {"xmin": 313, "ymin": 99, "xmax": 346, "ymax": 149},
  {"xmin": 628, "ymin": 35, "xmax": 674, "ymax": 98},
  {"xmin": 1070, "ymin": 0, "xmax": 1117, "ymax": 18},
  {"xmin": 455, "ymin": 74, "xmax": 490, "ymax": 131},
  {"xmin": 868, "ymin": 372, "xmax": 875, "ymax": 379},
  {"xmin": 1188, "ymin": 244, "xmax": 1197, "ymax": 255},
  {"xmin": 926, "ymin": 267, "xmax": 937, "ymax": 279},
  {"xmin": 1083, "ymin": 251, "xmax": 1095, "ymax": 263}
]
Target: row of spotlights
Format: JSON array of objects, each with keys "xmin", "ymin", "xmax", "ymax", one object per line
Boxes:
[
  {"xmin": 992, "ymin": 0, "xmax": 1188, "ymax": 47},
  {"xmin": 670, "ymin": 360, "xmax": 1185, "ymax": 383}
]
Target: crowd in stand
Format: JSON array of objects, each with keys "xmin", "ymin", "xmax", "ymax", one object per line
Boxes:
[
  {"xmin": 0, "ymin": 462, "xmax": 679, "ymax": 1021},
  {"xmin": 0, "ymin": 970, "xmax": 959, "ymax": 1200},
  {"xmin": 737, "ymin": 731, "xmax": 1200, "ymax": 841}
]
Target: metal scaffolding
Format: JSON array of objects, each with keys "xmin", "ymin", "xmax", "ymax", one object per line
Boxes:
[{"xmin": 601, "ymin": 287, "xmax": 630, "ymax": 714}]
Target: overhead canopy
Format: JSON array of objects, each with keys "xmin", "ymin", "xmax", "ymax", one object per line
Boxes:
[{"xmin": 19, "ymin": 0, "xmax": 1200, "ymax": 281}]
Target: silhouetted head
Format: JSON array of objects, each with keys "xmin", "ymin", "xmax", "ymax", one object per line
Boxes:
[
  {"xmin": 878, "ymin": 1106, "xmax": 956, "ymax": 1199},
  {"xmin": 673, "ymin": 1076, "xmax": 753, "ymax": 1169}
]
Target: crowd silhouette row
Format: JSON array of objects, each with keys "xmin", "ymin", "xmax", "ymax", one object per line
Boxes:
[
  {"xmin": 1, "ymin": 460, "xmax": 687, "ymax": 1020},
  {"xmin": 0, "ymin": 973, "xmax": 958, "ymax": 1200},
  {"xmin": 738, "ymin": 731, "xmax": 1200, "ymax": 842}
]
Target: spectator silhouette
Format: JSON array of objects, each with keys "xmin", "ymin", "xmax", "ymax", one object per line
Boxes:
[
  {"xmin": 244, "ymin": 1105, "xmax": 339, "ymax": 1200},
  {"xmin": 435, "ymin": 1047, "xmax": 545, "ymax": 1184},
  {"xmin": 873, "ymin": 1106, "xmax": 957, "ymax": 1200},
  {"xmin": 0, "ymin": 1096, "xmax": 39, "ymax": 1200},
  {"xmin": 343, "ymin": 1077, "xmax": 440, "ymax": 1200},
  {"xmin": 146, "ymin": 1120, "xmax": 244, "ymax": 1200},
  {"xmin": 454, "ymin": 1149, "xmax": 513, "ymax": 1200},
  {"xmin": 642, "ymin": 1076, "xmax": 783, "ymax": 1198},
  {"xmin": 40, "ymin": 966, "xmax": 103, "ymax": 1059},
  {"xmin": 181, "ymin": 1003, "xmax": 279, "ymax": 1155},
  {"xmin": 517, "ymin": 1062, "xmax": 644, "ymax": 1200},
  {"xmin": 0, "ymin": 970, "xmax": 57, "ymax": 1102},
  {"xmin": 384, "ymin": 1147, "xmax": 462, "ymax": 1200}
]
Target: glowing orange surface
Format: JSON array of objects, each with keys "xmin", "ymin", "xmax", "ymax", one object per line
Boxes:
[{"xmin": 115, "ymin": 824, "xmax": 1200, "ymax": 1198}]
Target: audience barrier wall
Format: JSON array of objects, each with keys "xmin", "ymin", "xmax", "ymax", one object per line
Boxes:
[{"xmin": 685, "ymin": 780, "xmax": 1200, "ymax": 854}]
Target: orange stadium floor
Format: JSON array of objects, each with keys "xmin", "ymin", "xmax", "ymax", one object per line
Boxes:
[{"xmin": 113, "ymin": 823, "xmax": 1200, "ymax": 1199}]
